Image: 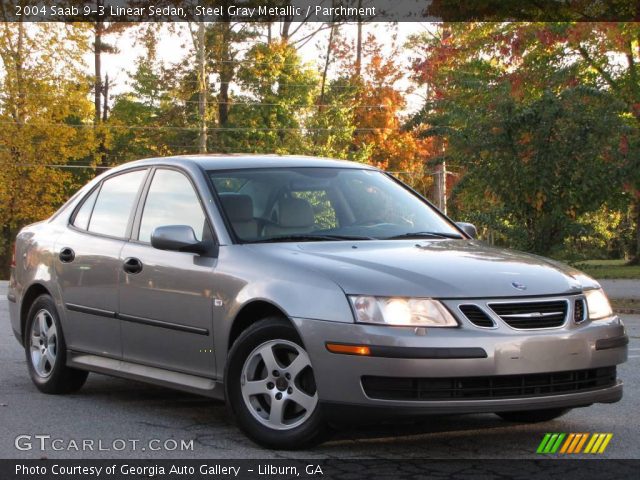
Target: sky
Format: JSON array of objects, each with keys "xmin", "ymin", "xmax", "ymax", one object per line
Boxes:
[{"xmin": 94, "ymin": 22, "xmax": 433, "ymax": 115}]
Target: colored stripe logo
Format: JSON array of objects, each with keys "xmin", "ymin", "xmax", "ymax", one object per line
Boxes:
[{"xmin": 537, "ymin": 433, "xmax": 613, "ymax": 454}]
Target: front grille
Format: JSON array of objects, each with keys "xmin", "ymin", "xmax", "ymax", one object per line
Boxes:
[
  {"xmin": 489, "ymin": 300, "xmax": 568, "ymax": 329},
  {"xmin": 459, "ymin": 304, "xmax": 494, "ymax": 327},
  {"xmin": 574, "ymin": 299, "xmax": 586, "ymax": 323},
  {"xmin": 361, "ymin": 367, "xmax": 617, "ymax": 401}
]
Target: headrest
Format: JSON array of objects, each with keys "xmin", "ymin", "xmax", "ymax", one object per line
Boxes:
[
  {"xmin": 278, "ymin": 197, "xmax": 315, "ymax": 228},
  {"xmin": 219, "ymin": 193, "xmax": 253, "ymax": 222}
]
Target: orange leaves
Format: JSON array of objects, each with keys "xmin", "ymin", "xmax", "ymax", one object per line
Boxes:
[
  {"xmin": 519, "ymin": 132, "xmax": 533, "ymax": 145},
  {"xmin": 524, "ymin": 191, "xmax": 547, "ymax": 211},
  {"xmin": 509, "ymin": 73, "xmax": 525, "ymax": 100},
  {"xmin": 619, "ymin": 135, "xmax": 629, "ymax": 155}
]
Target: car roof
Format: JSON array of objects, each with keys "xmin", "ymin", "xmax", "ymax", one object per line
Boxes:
[{"xmin": 111, "ymin": 154, "xmax": 379, "ymax": 172}]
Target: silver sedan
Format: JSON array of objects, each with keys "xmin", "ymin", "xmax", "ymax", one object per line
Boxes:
[{"xmin": 7, "ymin": 155, "xmax": 628, "ymax": 449}]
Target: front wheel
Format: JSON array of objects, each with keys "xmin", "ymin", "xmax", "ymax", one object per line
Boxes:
[
  {"xmin": 225, "ymin": 317, "xmax": 328, "ymax": 449},
  {"xmin": 495, "ymin": 408, "xmax": 570, "ymax": 423},
  {"xmin": 25, "ymin": 294, "xmax": 88, "ymax": 394}
]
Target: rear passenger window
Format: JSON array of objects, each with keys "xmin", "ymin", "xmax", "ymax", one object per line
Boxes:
[
  {"xmin": 72, "ymin": 187, "xmax": 99, "ymax": 230},
  {"xmin": 88, "ymin": 170, "xmax": 147, "ymax": 238},
  {"xmin": 138, "ymin": 169, "xmax": 207, "ymax": 243}
]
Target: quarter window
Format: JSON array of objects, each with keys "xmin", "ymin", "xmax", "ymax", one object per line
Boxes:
[
  {"xmin": 138, "ymin": 169, "xmax": 207, "ymax": 243},
  {"xmin": 72, "ymin": 187, "xmax": 99, "ymax": 230},
  {"xmin": 88, "ymin": 170, "xmax": 147, "ymax": 238}
]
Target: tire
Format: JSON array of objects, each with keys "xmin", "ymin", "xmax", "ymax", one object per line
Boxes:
[
  {"xmin": 495, "ymin": 408, "xmax": 570, "ymax": 423},
  {"xmin": 24, "ymin": 294, "xmax": 88, "ymax": 394},
  {"xmin": 225, "ymin": 317, "xmax": 329, "ymax": 449}
]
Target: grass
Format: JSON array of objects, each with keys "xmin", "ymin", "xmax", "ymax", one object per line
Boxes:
[
  {"xmin": 611, "ymin": 298, "xmax": 640, "ymax": 313},
  {"xmin": 571, "ymin": 259, "xmax": 640, "ymax": 279}
]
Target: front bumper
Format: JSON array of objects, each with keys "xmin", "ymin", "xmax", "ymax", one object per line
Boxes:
[{"xmin": 292, "ymin": 311, "xmax": 627, "ymax": 413}]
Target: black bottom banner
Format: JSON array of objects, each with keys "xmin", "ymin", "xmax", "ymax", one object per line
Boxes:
[{"xmin": 2, "ymin": 459, "xmax": 639, "ymax": 480}]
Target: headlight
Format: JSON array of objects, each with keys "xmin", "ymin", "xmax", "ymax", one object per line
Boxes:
[
  {"xmin": 349, "ymin": 296, "xmax": 458, "ymax": 327},
  {"xmin": 585, "ymin": 289, "xmax": 613, "ymax": 320}
]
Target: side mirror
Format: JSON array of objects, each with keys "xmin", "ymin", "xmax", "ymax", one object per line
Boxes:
[
  {"xmin": 151, "ymin": 225, "xmax": 208, "ymax": 254},
  {"xmin": 456, "ymin": 222, "xmax": 478, "ymax": 239}
]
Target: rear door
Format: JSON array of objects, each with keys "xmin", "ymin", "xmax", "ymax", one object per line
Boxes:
[
  {"xmin": 118, "ymin": 168, "xmax": 217, "ymax": 377},
  {"xmin": 55, "ymin": 168, "xmax": 148, "ymax": 358}
]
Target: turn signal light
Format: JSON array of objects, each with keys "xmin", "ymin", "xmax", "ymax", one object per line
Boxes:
[
  {"xmin": 10, "ymin": 243, "xmax": 16, "ymax": 268},
  {"xmin": 325, "ymin": 343, "xmax": 371, "ymax": 356}
]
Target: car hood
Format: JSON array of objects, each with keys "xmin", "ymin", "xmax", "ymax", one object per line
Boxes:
[{"xmin": 251, "ymin": 240, "xmax": 599, "ymax": 298}]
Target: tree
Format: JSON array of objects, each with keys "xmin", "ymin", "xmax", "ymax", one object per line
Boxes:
[
  {"xmin": 0, "ymin": 22, "xmax": 97, "ymax": 275},
  {"xmin": 326, "ymin": 28, "xmax": 434, "ymax": 192},
  {"xmin": 207, "ymin": 19, "xmax": 260, "ymax": 151},
  {"xmin": 89, "ymin": 0, "xmax": 134, "ymax": 167},
  {"xmin": 108, "ymin": 32, "xmax": 201, "ymax": 162},
  {"xmin": 227, "ymin": 40, "xmax": 319, "ymax": 153},
  {"xmin": 409, "ymin": 23, "xmax": 633, "ymax": 255}
]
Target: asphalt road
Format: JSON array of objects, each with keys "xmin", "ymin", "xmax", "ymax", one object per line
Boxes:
[
  {"xmin": 1, "ymin": 282, "xmax": 638, "ymax": 460},
  {"xmin": 599, "ymin": 279, "xmax": 640, "ymax": 300}
]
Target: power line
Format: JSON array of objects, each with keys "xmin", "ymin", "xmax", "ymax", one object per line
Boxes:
[
  {"xmin": 10, "ymin": 163, "xmax": 112, "ymax": 170},
  {"xmin": 0, "ymin": 82, "xmax": 419, "ymax": 92},
  {"xmin": 0, "ymin": 93, "xmax": 397, "ymax": 109},
  {"xmin": 0, "ymin": 121, "xmax": 405, "ymax": 131}
]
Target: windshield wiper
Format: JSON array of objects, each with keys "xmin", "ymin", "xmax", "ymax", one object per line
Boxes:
[
  {"xmin": 249, "ymin": 234, "xmax": 374, "ymax": 243},
  {"xmin": 384, "ymin": 231, "xmax": 463, "ymax": 240}
]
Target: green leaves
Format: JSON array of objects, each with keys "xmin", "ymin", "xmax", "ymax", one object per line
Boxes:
[{"xmin": 410, "ymin": 23, "xmax": 635, "ymax": 255}]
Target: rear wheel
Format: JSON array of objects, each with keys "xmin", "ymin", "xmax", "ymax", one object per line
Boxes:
[
  {"xmin": 495, "ymin": 408, "xmax": 570, "ymax": 423},
  {"xmin": 25, "ymin": 295, "xmax": 88, "ymax": 394},
  {"xmin": 225, "ymin": 317, "xmax": 328, "ymax": 449}
]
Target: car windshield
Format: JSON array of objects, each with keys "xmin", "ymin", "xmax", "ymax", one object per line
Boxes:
[{"xmin": 208, "ymin": 167, "xmax": 462, "ymax": 243}]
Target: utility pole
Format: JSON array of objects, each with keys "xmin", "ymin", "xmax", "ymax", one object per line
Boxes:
[
  {"xmin": 355, "ymin": 0, "xmax": 363, "ymax": 78},
  {"xmin": 433, "ymin": 161, "xmax": 448, "ymax": 214},
  {"xmin": 440, "ymin": 160, "xmax": 447, "ymax": 214}
]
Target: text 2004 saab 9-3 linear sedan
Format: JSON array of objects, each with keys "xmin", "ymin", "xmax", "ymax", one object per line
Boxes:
[{"xmin": 7, "ymin": 155, "xmax": 628, "ymax": 449}]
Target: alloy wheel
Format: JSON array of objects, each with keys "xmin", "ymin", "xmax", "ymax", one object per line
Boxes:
[
  {"xmin": 30, "ymin": 309, "xmax": 58, "ymax": 378},
  {"xmin": 240, "ymin": 339, "xmax": 318, "ymax": 431}
]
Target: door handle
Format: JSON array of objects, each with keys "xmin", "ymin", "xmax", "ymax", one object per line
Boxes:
[
  {"xmin": 59, "ymin": 247, "xmax": 75, "ymax": 263},
  {"xmin": 123, "ymin": 257, "xmax": 143, "ymax": 274}
]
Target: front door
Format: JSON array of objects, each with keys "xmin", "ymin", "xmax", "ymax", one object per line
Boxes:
[{"xmin": 118, "ymin": 168, "xmax": 216, "ymax": 377}]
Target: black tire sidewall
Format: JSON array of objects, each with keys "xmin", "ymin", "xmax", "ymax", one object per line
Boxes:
[{"xmin": 225, "ymin": 317, "xmax": 327, "ymax": 449}]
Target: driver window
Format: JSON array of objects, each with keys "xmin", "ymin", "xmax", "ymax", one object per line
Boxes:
[
  {"xmin": 138, "ymin": 169, "xmax": 207, "ymax": 243},
  {"xmin": 343, "ymin": 177, "xmax": 412, "ymax": 226}
]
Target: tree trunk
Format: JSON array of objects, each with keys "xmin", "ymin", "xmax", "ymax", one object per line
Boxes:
[
  {"xmin": 628, "ymin": 196, "xmax": 640, "ymax": 265},
  {"xmin": 218, "ymin": 35, "xmax": 233, "ymax": 149},
  {"xmin": 15, "ymin": 21, "xmax": 25, "ymax": 127},
  {"xmin": 93, "ymin": 5, "xmax": 107, "ymax": 169},
  {"xmin": 197, "ymin": 21, "xmax": 208, "ymax": 153},
  {"xmin": 319, "ymin": 22, "xmax": 336, "ymax": 106},
  {"xmin": 94, "ymin": 12, "xmax": 102, "ymax": 125},
  {"xmin": 217, "ymin": 17, "xmax": 232, "ymax": 142},
  {"xmin": 0, "ymin": 226, "xmax": 15, "ymax": 280},
  {"xmin": 281, "ymin": 18, "xmax": 291, "ymax": 42},
  {"xmin": 102, "ymin": 74, "xmax": 109, "ymax": 122}
]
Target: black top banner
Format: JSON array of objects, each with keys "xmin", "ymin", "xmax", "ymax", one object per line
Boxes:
[{"xmin": 1, "ymin": 0, "xmax": 639, "ymax": 22}]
